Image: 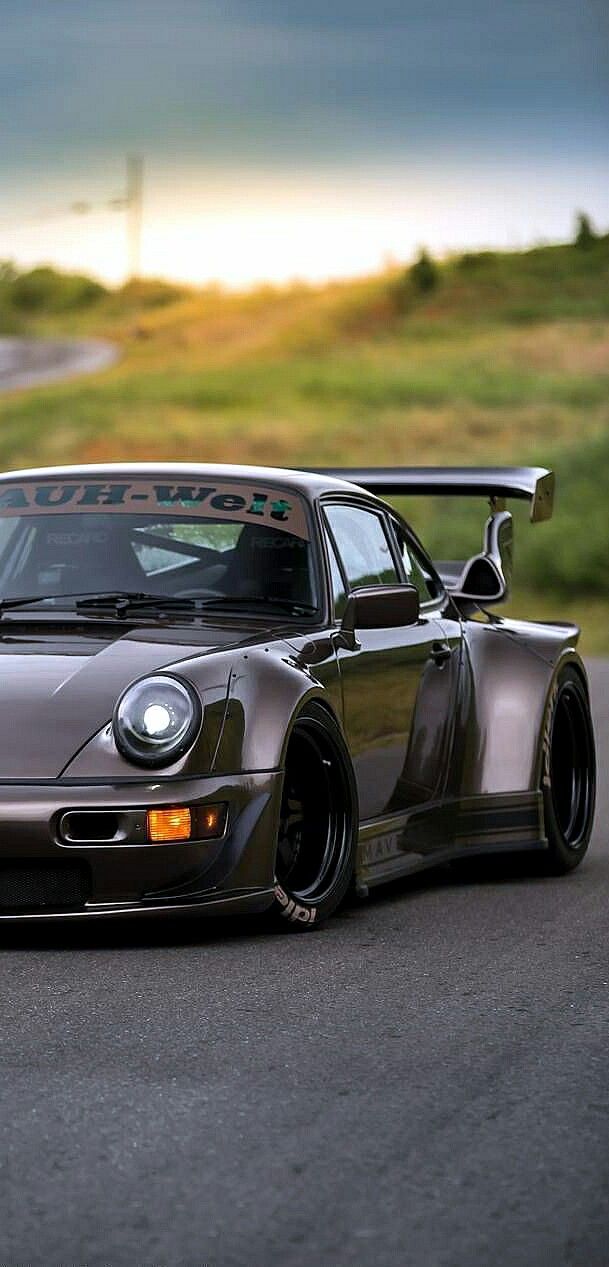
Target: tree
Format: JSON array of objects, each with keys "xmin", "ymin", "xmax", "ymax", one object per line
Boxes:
[
  {"xmin": 574, "ymin": 213, "xmax": 597, "ymax": 250},
  {"xmin": 410, "ymin": 249, "xmax": 439, "ymax": 292},
  {"xmin": 0, "ymin": 261, "xmax": 18, "ymax": 286}
]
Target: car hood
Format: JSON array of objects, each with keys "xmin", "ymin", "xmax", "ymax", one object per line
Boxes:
[{"xmin": 0, "ymin": 619, "xmax": 263, "ymax": 779}]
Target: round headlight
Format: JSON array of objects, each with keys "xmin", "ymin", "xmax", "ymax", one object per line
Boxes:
[{"xmin": 113, "ymin": 675, "xmax": 201, "ymax": 767}]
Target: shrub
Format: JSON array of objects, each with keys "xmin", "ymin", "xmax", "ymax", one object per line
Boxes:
[
  {"xmin": 10, "ymin": 267, "xmax": 106, "ymax": 312},
  {"xmin": 574, "ymin": 213, "xmax": 598, "ymax": 250},
  {"xmin": 410, "ymin": 249, "xmax": 439, "ymax": 292},
  {"xmin": 0, "ymin": 261, "xmax": 18, "ymax": 286},
  {"xmin": 457, "ymin": 250, "xmax": 498, "ymax": 271},
  {"xmin": 116, "ymin": 278, "xmax": 186, "ymax": 309}
]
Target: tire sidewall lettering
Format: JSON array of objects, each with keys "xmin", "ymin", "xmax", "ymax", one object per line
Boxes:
[
  {"xmin": 273, "ymin": 882, "xmax": 317, "ymax": 925},
  {"xmin": 542, "ymin": 677, "xmax": 559, "ymax": 790}
]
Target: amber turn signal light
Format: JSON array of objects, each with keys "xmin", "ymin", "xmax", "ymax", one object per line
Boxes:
[
  {"xmin": 198, "ymin": 805, "xmax": 226, "ymax": 837},
  {"xmin": 147, "ymin": 807, "xmax": 192, "ymax": 843},
  {"xmin": 146, "ymin": 803, "xmax": 227, "ymax": 843}
]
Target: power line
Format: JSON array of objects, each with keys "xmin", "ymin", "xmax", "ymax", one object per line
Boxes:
[{"xmin": 0, "ymin": 154, "xmax": 144, "ymax": 279}]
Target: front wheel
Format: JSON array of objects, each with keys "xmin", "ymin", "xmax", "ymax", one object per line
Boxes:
[
  {"xmin": 541, "ymin": 665, "xmax": 596, "ymax": 873},
  {"xmin": 269, "ymin": 702, "xmax": 358, "ymax": 929}
]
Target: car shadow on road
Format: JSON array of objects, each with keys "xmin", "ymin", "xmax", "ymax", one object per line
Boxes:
[
  {"xmin": 0, "ymin": 910, "xmax": 280, "ymax": 954},
  {"xmin": 361, "ymin": 845, "xmax": 607, "ymax": 911},
  {"xmin": 0, "ymin": 851, "xmax": 605, "ymax": 953}
]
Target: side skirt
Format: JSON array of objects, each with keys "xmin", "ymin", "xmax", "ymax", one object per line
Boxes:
[{"xmin": 357, "ymin": 791, "xmax": 546, "ymax": 889}]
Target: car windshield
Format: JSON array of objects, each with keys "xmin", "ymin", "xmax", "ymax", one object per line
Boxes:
[{"xmin": 0, "ymin": 477, "xmax": 318, "ymax": 616}]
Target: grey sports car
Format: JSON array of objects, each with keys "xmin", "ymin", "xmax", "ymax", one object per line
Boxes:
[{"xmin": 0, "ymin": 462, "xmax": 595, "ymax": 927}]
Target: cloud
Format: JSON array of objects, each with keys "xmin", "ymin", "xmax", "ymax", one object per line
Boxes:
[{"xmin": 0, "ymin": 0, "xmax": 607, "ymax": 170}]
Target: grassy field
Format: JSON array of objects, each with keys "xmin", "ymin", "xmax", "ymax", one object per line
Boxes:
[{"xmin": 0, "ymin": 237, "xmax": 608, "ymax": 649}]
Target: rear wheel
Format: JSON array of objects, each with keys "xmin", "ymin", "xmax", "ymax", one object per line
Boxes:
[
  {"xmin": 270, "ymin": 702, "xmax": 357, "ymax": 929},
  {"xmin": 541, "ymin": 666, "xmax": 596, "ymax": 873}
]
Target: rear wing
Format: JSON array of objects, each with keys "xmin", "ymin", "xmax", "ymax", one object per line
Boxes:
[{"xmin": 310, "ymin": 466, "xmax": 554, "ymax": 523}]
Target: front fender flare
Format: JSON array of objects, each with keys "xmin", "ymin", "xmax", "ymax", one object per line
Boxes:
[{"xmin": 210, "ymin": 646, "xmax": 340, "ymax": 775}]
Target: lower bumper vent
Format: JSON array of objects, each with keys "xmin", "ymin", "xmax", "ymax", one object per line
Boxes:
[{"xmin": 0, "ymin": 863, "xmax": 91, "ymax": 912}]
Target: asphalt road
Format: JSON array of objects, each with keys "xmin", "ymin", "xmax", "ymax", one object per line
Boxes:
[
  {"xmin": 0, "ymin": 336, "xmax": 117, "ymax": 391},
  {"xmin": 1, "ymin": 660, "xmax": 608, "ymax": 1267}
]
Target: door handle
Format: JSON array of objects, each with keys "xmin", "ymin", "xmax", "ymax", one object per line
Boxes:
[{"xmin": 431, "ymin": 641, "xmax": 451, "ymax": 666}]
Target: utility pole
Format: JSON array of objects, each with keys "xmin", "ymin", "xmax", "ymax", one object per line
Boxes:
[
  {"xmin": 126, "ymin": 155, "xmax": 144, "ymax": 279},
  {"xmin": 4, "ymin": 158, "xmax": 146, "ymax": 282}
]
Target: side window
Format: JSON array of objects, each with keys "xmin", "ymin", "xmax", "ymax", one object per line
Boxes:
[
  {"xmin": 325, "ymin": 505, "xmax": 399, "ymax": 590},
  {"xmin": 325, "ymin": 532, "xmax": 348, "ymax": 619},
  {"xmin": 394, "ymin": 525, "xmax": 441, "ymax": 604}
]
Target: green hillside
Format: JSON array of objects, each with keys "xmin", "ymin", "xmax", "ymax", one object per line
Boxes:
[{"xmin": 1, "ymin": 231, "xmax": 608, "ymax": 648}]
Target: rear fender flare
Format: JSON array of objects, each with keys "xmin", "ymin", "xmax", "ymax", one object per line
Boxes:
[
  {"xmin": 536, "ymin": 651, "xmax": 590, "ymax": 793},
  {"xmin": 459, "ymin": 620, "xmax": 586, "ymax": 797}
]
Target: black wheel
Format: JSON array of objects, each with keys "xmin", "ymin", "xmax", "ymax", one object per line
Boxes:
[
  {"xmin": 541, "ymin": 665, "xmax": 596, "ymax": 873},
  {"xmin": 270, "ymin": 702, "xmax": 358, "ymax": 929}
]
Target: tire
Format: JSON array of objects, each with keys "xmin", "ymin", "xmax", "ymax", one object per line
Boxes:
[
  {"xmin": 269, "ymin": 701, "xmax": 358, "ymax": 929},
  {"xmin": 541, "ymin": 665, "xmax": 596, "ymax": 873}
]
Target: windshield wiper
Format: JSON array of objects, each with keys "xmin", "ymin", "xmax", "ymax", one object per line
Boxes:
[
  {"xmin": 198, "ymin": 595, "xmax": 318, "ymax": 616},
  {"xmin": 0, "ymin": 591, "xmax": 197, "ymax": 621},
  {"xmin": 0, "ymin": 590, "xmax": 317, "ymax": 621},
  {"xmin": 0, "ymin": 594, "xmax": 53, "ymax": 617},
  {"xmin": 0, "ymin": 590, "xmax": 155, "ymax": 619},
  {"xmin": 75, "ymin": 592, "xmax": 198, "ymax": 618}
]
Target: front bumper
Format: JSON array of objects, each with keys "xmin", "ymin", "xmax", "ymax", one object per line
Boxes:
[{"xmin": 0, "ymin": 773, "xmax": 281, "ymax": 922}]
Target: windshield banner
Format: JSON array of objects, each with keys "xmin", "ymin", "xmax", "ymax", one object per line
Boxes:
[{"xmin": 0, "ymin": 479, "xmax": 310, "ymax": 539}]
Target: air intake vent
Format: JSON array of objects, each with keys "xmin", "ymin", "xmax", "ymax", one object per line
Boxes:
[
  {"xmin": 60, "ymin": 811, "xmax": 122, "ymax": 843},
  {"xmin": 0, "ymin": 863, "xmax": 91, "ymax": 911}
]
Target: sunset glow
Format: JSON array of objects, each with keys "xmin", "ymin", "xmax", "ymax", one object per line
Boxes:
[{"xmin": 3, "ymin": 158, "xmax": 608, "ymax": 287}]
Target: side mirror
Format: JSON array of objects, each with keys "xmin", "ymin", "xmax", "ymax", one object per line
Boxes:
[
  {"xmin": 341, "ymin": 584, "xmax": 420, "ymax": 635},
  {"xmin": 451, "ymin": 510, "xmax": 513, "ymax": 604}
]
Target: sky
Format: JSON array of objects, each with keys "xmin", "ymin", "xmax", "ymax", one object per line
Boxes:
[{"xmin": 0, "ymin": 0, "xmax": 607, "ymax": 285}]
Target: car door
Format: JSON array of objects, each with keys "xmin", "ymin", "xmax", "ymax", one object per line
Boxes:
[
  {"xmin": 388, "ymin": 517, "xmax": 463, "ymax": 811},
  {"xmin": 323, "ymin": 500, "xmax": 460, "ymax": 822}
]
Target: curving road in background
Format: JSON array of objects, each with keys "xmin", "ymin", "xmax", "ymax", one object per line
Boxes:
[
  {"xmin": 0, "ymin": 659, "xmax": 607, "ymax": 1266},
  {"xmin": 0, "ymin": 335, "xmax": 117, "ymax": 392}
]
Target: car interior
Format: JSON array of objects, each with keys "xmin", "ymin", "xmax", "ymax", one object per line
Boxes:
[{"xmin": 0, "ymin": 513, "xmax": 317, "ymax": 610}]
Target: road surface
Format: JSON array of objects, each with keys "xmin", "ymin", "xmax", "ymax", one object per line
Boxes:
[
  {"xmin": 0, "ymin": 660, "xmax": 607, "ymax": 1267},
  {"xmin": 0, "ymin": 336, "xmax": 117, "ymax": 392}
]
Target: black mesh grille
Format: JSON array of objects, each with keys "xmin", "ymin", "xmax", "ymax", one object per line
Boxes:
[{"xmin": 0, "ymin": 863, "xmax": 91, "ymax": 911}]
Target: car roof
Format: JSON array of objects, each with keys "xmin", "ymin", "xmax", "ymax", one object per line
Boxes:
[{"xmin": 0, "ymin": 461, "xmax": 375, "ymax": 502}]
